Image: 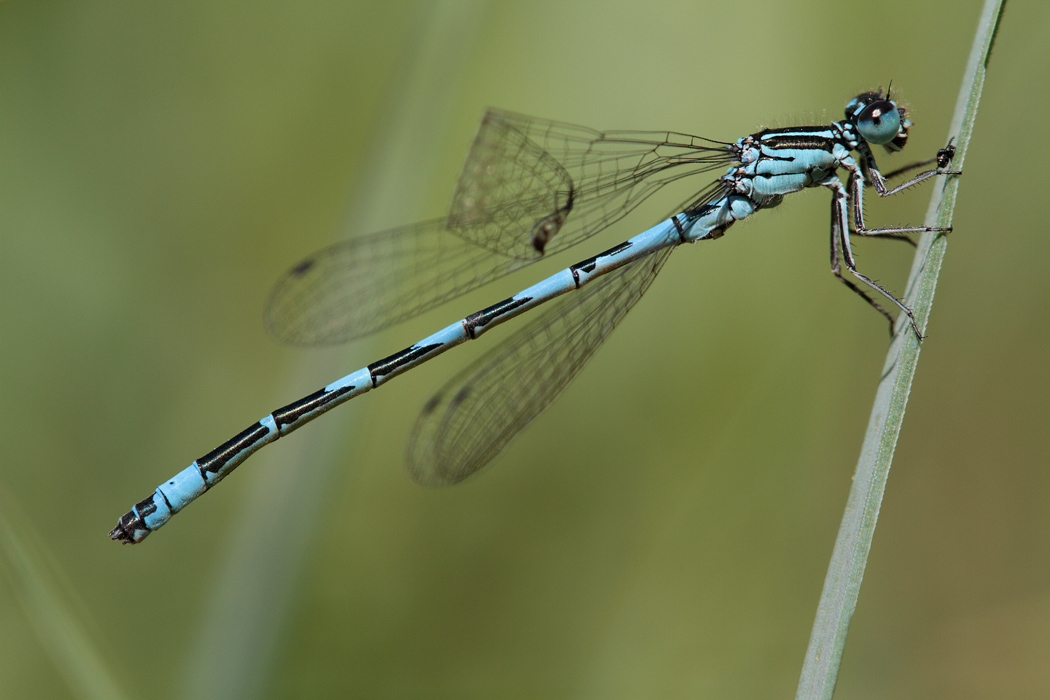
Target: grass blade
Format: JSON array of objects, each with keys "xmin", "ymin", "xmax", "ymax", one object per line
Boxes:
[{"xmin": 795, "ymin": 1, "xmax": 1007, "ymax": 698}]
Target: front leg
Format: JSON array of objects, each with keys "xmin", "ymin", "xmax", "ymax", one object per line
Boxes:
[
  {"xmin": 845, "ymin": 157, "xmax": 956, "ymax": 239},
  {"xmin": 857, "ymin": 139, "xmax": 962, "ymax": 197},
  {"xmin": 880, "ymin": 139, "xmax": 958, "ymax": 180}
]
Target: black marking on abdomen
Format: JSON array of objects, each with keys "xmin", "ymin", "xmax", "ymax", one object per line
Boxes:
[
  {"xmin": 272, "ymin": 383, "xmax": 356, "ymax": 430},
  {"xmin": 196, "ymin": 422, "xmax": 272, "ymax": 477},
  {"xmin": 369, "ymin": 343, "xmax": 443, "ymax": 383},
  {"xmin": 463, "ymin": 296, "xmax": 533, "ymax": 338},
  {"xmin": 155, "ymin": 489, "xmax": 174, "ymax": 511},
  {"xmin": 671, "ymin": 215, "xmax": 686, "ymax": 240},
  {"xmin": 133, "ymin": 495, "xmax": 160, "ymax": 519},
  {"xmin": 570, "ymin": 240, "xmax": 634, "ymax": 285}
]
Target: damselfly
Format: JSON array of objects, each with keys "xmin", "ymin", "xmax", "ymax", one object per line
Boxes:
[{"xmin": 111, "ymin": 89, "xmax": 960, "ymax": 543}]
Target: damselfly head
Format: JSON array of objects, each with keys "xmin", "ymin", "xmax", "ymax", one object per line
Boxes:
[{"xmin": 846, "ymin": 90, "xmax": 911, "ymax": 152}]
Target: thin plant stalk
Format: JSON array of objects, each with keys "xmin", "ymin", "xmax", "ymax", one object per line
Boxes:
[{"xmin": 795, "ymin": 1, "xmax": 1007, "ymax": 698}]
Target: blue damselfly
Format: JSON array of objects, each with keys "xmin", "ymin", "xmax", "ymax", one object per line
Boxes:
[{"xmin": 111, "ymin": 89, "xmax": 959, "ymax": 543}]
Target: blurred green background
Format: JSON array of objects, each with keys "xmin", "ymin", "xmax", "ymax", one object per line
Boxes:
[{"xmin": 1, "ymin": 1, "xmax": 1046, "ymax": 698}]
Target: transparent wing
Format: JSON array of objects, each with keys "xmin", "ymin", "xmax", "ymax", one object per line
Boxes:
[
  {"xmin": 406, "ymin": 244, "xmax": 676, "ymax": 486},
  {"xmin": 267, "ymin": 110, "xmax": 734, "ymax": 345},
  {"xmin": 265, "ymin": 219, "xmax": 530, "ymax": 346},
  {"xmin": 446, "ymin": 110, "xmax": 735, "ymax": 259}
]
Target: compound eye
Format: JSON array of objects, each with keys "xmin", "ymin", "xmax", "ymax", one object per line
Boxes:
[{"xmin": 855, "ymin": 99, "xmax": 902, "ymax": 145}]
